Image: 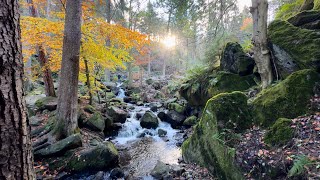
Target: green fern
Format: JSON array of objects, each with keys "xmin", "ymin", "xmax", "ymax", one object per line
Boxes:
[{"xmin": 288, "ymin": 155, "xmax": 312, "ymax": 177}]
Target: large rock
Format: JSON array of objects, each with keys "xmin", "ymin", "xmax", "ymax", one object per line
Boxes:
[
  {"xmin": 268, "ymin": 20, "xmax": 320, "ymax": 74},
  {"xmin": 182, "ymin": 92, "xmax": 252, "ymax": 179},
  {"xmin": 183, "ymin": 116, "xmax": 198, "ymax": 126},
  {"xmin": 163, "ymin": 110, "xmax": 186, "ymax": 129},
  {"xmin": 287, "ymin": 10, "xmax": 320, "ymax": 30},
  {"xmin": 252, "ymin": 69, "xmax": 320, "ymax": 127},
  {"xmin": 269, "ymin": 44, "xmax": 299, "ymax": 78},
  {"xmin": 85, "ymin": 112, "xmax": 105, "ymax": 132},
  {"xmin": 66, "ymin": 142, "xmax": 119, "ymax": 172},
  {"xmin": 140, "ymin": 111, "xmax": 159, "ymax": 129},
  {"xmin": 220, "ymin": 42, "xmax": 255, "ymax": 76},
  {"xmin": 34, "ymin": 134, "xmax": 82, "ymax": 158},
  {"xmin": 35, "ymin": 96, "xmax": 57, "ymax": 111},
  {"xmin": 150, "ymin": 161, "xmax": 170, "ymax": 179},
  {"xmin": 106, "ymin": 106, "xmax": 128, "ymax": 123},
  {"xmin": 180, "ymin": 70, "xmax": 256, "ymax": 106},
  {"xmin": 168, "ymin": 103, "xmax": 185, "ymax": 114}
]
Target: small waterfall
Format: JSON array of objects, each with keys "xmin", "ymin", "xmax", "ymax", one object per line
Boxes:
[
  {"xmin": 116, "ymin": 82, "xmax": 126, "ymax": 99},
  {"xmin": 112, "ymin": 104, "xmax": 179, "ymax": 146}
]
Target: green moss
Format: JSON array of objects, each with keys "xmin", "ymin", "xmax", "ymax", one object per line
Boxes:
[
  {"xmin": 264, "ymin": 118, "xmax": 294, "ymax": 146},
  {"xmin": 314, "ymin": 0, "xmax": 320, "ymax": 10},
  {"xmin": 275, "ymin": 0, "xmax": 304, "ymax": 20},
  {"xmin": 268, "ymin": 20, "xmax": 320, "ymax": 70},
  {"xmin": 84, "ymin": 105, "xmax": 95, "ymax": 114},
  {"xmin": 183, "ymin": 116, "xmax": 198, "ymax": 126},
  {"xmin": 209, "ymin": 92, "xmax": 253, "ymax": 132},
  {"xmin": 208, "ymin": 72, "xmax": 256, "ymax": 98},
  {"xmin": 180, "ymin": 70, "xmax": 256, "ymax": 106},
  {"xmin": 66, "ymin": 142, "xmax": 119, "ymax": 172},
  {"xmin": 86, "ymin": 112, "xmax": 105, "ymax": 132},
  {"xmin": 182, "ymin": 92, "xmax": 252, "ymax": 179},
  {"xmin": 168, "ymin": 103, "xmax": 185, "ymax": 114},
  {"xmin": 252, "ymin": 69, "xmax": 320, "ymax": 127},
  {"xmin": 35, "ymin": 96, "xmax": 57, "ymax": 111}
]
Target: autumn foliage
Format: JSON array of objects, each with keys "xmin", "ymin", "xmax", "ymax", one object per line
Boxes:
[{"xmin": 21, "ymin": 0, "xmax": 150, "ymax": 85}]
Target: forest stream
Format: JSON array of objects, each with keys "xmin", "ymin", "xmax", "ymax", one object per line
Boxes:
[{"xmin": 67, "ymin": 83, "xmax": 182, "ymax": 179}]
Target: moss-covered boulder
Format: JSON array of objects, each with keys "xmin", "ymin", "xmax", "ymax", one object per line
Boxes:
[
  {"xmin": 268, "ymin": 20, "xmax": 320, "ymax": 73},
  {"xmin": 183, "ymin": 116, "xmax": 198, "ymax": 126},
  {"xmin": 66, "ymin": 142, "xmax": 119, "ymax": 172},
  {"xmin": 180, "ymin": 70, "xmax": 256, "ymax": 106},
  {"xmin": 220, "ymin": 42, "xmax": 255, "ymax": 76},
  {"xmin": 264, "ymin": 118, "xmax": 294, "ymax": 146},
  {"xmin": 83, "ymin": 105, "xmax": 95, "ymax": 114},
  {"xmin": 34, "ymin": 133, "xmax": 82, "ymax": 158},
  {"xmin": 140, "ymin": 111, "xmax": 159, "ymax": 129},
  {"xmin": 252, "ymin": 69, "xmax": 320, "ymax": 127},
  {"xmin": 35, "ymin": 96, "xmax": 57, "ymax": 111},
  {"xmin": 168, "ymin": 103, "xmax": 185, "ymax": 114},
  {"xmin": 182, "ymin": 92, "xmax": 252, "ymax": 179},
  {"xmin": 85, "ymin": 112, "xmax": 105, "ymax": 132}
]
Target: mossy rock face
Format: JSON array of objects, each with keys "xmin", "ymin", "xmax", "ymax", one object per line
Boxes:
[
  {"xmin": 269, "ymin": 44, "xmax": 300, "ymax": 78},
  {"xmin": 180, "ymin": 70, "xmax": 256, "ymax": 106},
  {"xmin": 35, "ymin": 96, "xmax": 58, "ymax": 111},
  {"xmin": 252, "ymin": 69, "xmax": 320, "ymax": 127},
  {"xmin": 182, "ymin": 92, "xmax": 252, "ymax": 180},
  {"xmin": 66, "ymin": 142, "xmax": 119, "ymax": 172},
  {"xmin": 208, "ymin": 72, "xmax": 256, "ymax": 99},
  {"xmin": 264, "ymin": 118, "xmax": 294, "ymax": 146},
  {"xmin": 221, "ymin": 42, "xmax": 255, "ymax": 76},
  {"xmin": 287, "ymin": 10, "xmax": 320, "ymax": 30},
  {"xmin": 268, "ymin": 20, "xmax": 320, "ymax": 72},
  {"xmin": 168, "ymin": 103, "xmax": 185, "ymax": 114}
]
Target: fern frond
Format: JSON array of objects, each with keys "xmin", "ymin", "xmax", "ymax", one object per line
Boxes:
[{"xmin": 288, "ymin": 155, "xmax": 312, "ymax": 177}]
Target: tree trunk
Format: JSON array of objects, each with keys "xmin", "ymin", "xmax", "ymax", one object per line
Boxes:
[
  {"xmin": 0, "ymin": 1, "xmax": 34, "ymax": 179},
  {"xmin": 251, "ymin": 0, "xmax": 273, "ymax": 88},
  {"xmin": 128, "ymin": 62, "xmax": 133, "ymax": 87},
  {"xmin": 55, "ymin": 0, "xmax": 82, "ymax": 139},
  {"xmin": 38, "ymin": 46, "xmax": 56, "ymax": 97},
  {"xmin": 28, "ymin": 0, "xmax": 56, "ymax": 97},
  {"xmin": 163, "ymin": 9, "xmax": 172, "ymax": 77},
  {"xmin": 84, "ymin": 59, "xmax": 92, "ymax": 105},
  {"xmin": 104, "ymin": 0, "xmax": 111, "ymax": 82}
]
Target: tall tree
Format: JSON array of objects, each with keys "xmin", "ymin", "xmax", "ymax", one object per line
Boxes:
[
  {"xmin": 0, "ymin": 0, "xmax": 34, "ymax": 179},
  {"xmin": 251, "ymin": 0, "xmax": 273, "ymax": 88},
  {"xmin": 55, "ymin": 0, "xmax": 82, "ymax": 139},
  {"xmin": 27, "ymin": 0, "xmax": 56, "ymax": 97}
]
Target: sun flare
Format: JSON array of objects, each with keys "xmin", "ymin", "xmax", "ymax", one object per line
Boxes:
[{"xmin": 162, "ymin": 35, "xmax": 176, "ymax": 48}]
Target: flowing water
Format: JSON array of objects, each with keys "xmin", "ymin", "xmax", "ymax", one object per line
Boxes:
[
  {"xmin": 69, "ymin": 83, "xmax": 182, "ymax": 179},
  {"xmin": 112, "ymin": 83, "xmax": 182, "ymax": 179}
]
